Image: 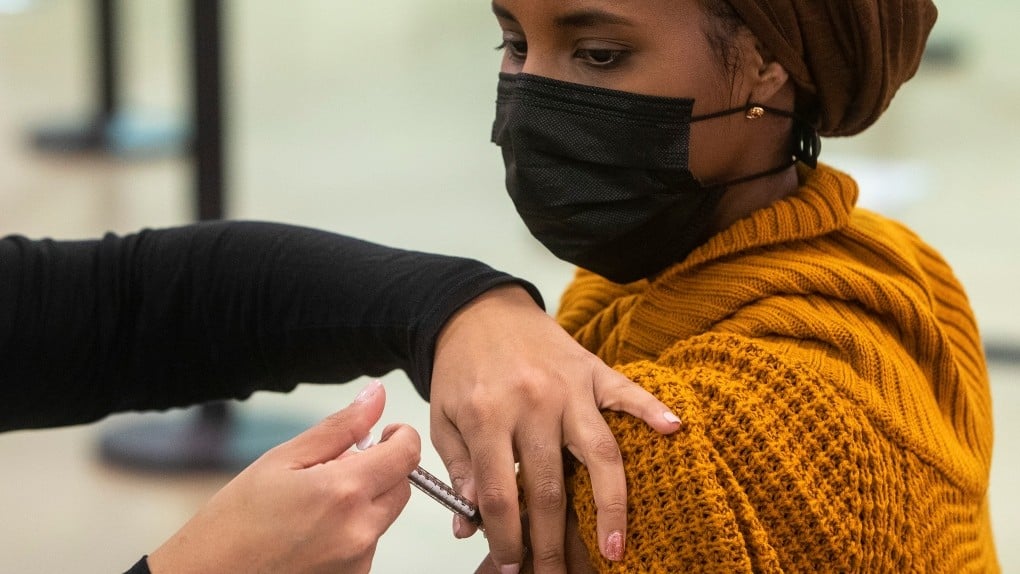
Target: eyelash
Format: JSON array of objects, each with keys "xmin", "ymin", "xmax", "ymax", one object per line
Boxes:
[
  {"xmin": 494, "ymin": 40, "xmax": 629, "ymax": 70},
  {"xmin": 494, "ymin": 39, "xmax": 528, "ymax": 61},
  {"xmin": 576, "ymin": 48, "xmax": 628, "ymax": 68}
]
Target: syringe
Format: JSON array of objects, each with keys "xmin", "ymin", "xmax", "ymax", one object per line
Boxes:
[
  {"xmin": 408, "ymin": 465, "xmax": 483, "ymax": 527},
  {"xmin": 356, "ymin": 433, "xmax": 483, "ymax": 527}
]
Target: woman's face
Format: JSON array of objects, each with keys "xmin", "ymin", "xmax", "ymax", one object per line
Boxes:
[{"xmin": 491, "ymin": 0, "xmax": 782, "ymax": 187}]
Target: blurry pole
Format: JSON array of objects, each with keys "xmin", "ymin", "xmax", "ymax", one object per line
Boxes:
[
  {"xmin": 100, "ymin": 0, "xmax": 293, "ymax": 472},
  {"xmin": 189, "ymin": 0, "xmax": 232, "ymax": 459},
  {"xmin": 31, "ymin": 0, "xmax": 186, "ymax": 155},
  {"xmin": 97, "ymin": 0, "xmax": 116, "ymax": 122},
  {"xmin": 97, "ymin": 1, "xmax": 311, "ymax": 473},
  {"xmin": 192, "ymin": 0, "xmax": 224, "ymax": 220}
]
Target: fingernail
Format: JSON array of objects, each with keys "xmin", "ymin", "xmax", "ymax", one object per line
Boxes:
[
  {"xmin": 663, "ymin": 411, "xmax": 682, "ymax": 425},
  {"xmin": 499, "ymin": 564, "xmax": 520, "ymax": 574},
  {"xmin": 356, "ymin": 433, "xmax": 375, "ymax": 451},
  {"xmin": 354, "ymin": 379, "xmax": 383, "ymax": 404},
  {"xmin": 452, "ymin": 514, "xmax": 462, "ymax": 537},
  {"xmin": 605, "ymin": 530, "xmax": 624, "ymax": 561}
]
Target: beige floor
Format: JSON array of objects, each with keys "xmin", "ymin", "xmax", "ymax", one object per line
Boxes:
[{"xmin": 1, "ymin": 1, "xmax": 1018, "ymax": 572}]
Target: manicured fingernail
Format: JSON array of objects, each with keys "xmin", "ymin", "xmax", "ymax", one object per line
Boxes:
[
  {"xmin": 663, "ymin": 411, "xmax": 682, "ymax": 425},
  {"xmin": 499, "ymin": 564, "xmax": 520, "ymax": 574},
  {"xmin": 354, "ymin": 379, "xmax": 382, "ymax": 404},
  {"xmin": 356, "ymin": 433, "xmax": 375, "ymax": 451},
  {"xmin": 605, "ymin": 530, "xmax": 624, "ymax": 561}
]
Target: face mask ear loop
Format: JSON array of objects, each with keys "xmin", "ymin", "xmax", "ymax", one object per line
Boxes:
[
  {"xmin": 693, "ymin": 102, "xmax": 810, "ymax": 191},
  {"xmin": 702, "ymin": 158, "xmax": 798, "ymax": 193},
  {"xmin": 691, "ymin": 104, "xmax": 821, "ymax": 168},
  {"xmin": 690, "ymin": 105, "xmax": 749, "ymax": 123}
]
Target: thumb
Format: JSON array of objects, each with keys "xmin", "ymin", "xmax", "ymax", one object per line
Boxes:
[{"xmin": 274, "ymin": 379, "xmax": 387, "ymax": 468}]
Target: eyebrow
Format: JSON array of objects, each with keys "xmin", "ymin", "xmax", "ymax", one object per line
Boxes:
[
  {"xmin": 554, "ymin": 9, "xmax": 634, "ymax": 29},
  {"xmin": 491, "ymin": 2, "xmax": 518, "ymax": 22},
  {"xmin": 491, "ymin": 3, "xmax": 634, "ymax": 28}
]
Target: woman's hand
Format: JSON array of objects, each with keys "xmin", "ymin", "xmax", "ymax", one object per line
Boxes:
[
  {"xmin": 147, "ymin": 380, "xmax": 420, "ymax": 574},
  {"xmin": 473, "ymin": 508, "xmax": 597, "ymax": 574},
  {"xmin": 430, "ymin": 285, "xmax": 680, "ymax": 574}
]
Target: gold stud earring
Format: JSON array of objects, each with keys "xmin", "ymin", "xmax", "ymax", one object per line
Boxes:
[{"xmin": 745, "ymin": 106, "xmax": 765, "ymax": 120}]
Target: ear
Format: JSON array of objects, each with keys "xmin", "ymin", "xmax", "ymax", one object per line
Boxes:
[{"xmin": 749, "ymin": 59, "xmax": 790, "ymax": 104}]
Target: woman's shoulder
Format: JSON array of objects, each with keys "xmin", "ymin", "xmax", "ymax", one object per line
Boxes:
[
  {"xmin": 620, "ymin": 330, "xmax": 991, "ymax": 492},
  {"xmin": 571, "ymin": 331, "xmax": 996, "ymax": 573}
]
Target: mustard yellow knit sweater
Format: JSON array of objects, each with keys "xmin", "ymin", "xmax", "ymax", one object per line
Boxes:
[{"xmin": 560, "ymin": 164, "xmax": 998, "ymax": 573}]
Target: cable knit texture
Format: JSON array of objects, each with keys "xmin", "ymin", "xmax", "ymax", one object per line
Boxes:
[{"xmin": 559, "ymin": 163, "xmax": 998, "ymax": 572}]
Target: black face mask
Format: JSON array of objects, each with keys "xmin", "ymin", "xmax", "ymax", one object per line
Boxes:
[{"xmin": 491, "ymin": 73, "xmax": 818, "ymax": 284}]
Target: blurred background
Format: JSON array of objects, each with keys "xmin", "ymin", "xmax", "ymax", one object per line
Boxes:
[{"xmin": 0, "ymin": 0, "xmax": 1016, "ymax": 572}]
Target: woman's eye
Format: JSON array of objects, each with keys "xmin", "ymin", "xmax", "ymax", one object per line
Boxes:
[
  {"xmin": 576, "ymin": 48, "xmax": 626, "ymax": 68},
  {"xmin": 496, "ymin": 39, "xmax": 528, "ymax": 61}
]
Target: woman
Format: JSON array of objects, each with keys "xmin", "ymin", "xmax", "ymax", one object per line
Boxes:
[{"xmin": 475, "ymin": 0, "xmax": 998, "ymax": 571}]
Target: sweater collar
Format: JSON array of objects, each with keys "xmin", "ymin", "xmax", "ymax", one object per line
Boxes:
[
  {"xmin": 560, "ymin": 163, "xmax": 860, "ymax": 365},
  {"xmin": 656, "ymin": 162, "xmax": 859, "ymax": 279}
]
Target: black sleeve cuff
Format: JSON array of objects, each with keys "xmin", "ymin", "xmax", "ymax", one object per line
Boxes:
[
  {"xmin": 410, "ymin": 274, "xmax": 544, "ymax": 399},
  {"xmin": 123, "ymin": 556, "xmax": 151, "ymax": 574}
]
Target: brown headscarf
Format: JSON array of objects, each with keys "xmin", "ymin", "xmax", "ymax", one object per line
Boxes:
[{"xmin": 726, "ymin": 0, "xmax": 938, "ymax": 136}]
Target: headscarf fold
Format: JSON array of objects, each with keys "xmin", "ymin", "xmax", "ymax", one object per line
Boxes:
[{"xmin": 726, "ymin": 0, "xmax": 938, "ymax": 136}]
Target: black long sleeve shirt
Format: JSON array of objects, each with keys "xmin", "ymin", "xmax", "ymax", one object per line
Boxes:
[{"xmin": 0, "ymin": 220, "xmax": 541, "ymax": 432}]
